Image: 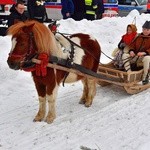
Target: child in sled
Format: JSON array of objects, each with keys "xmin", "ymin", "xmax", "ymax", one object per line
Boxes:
[
  {"xmin": 122, "ymin": 21, "xmax": 150, "ymax": 85},
  {"xmin": 112, "ymin": 24, "xmax": 137, "ymax": 69}
]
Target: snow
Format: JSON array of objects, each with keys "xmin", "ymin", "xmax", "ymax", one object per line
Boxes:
[{"xmin": 0, "ymin": 10, "xmax": 150, "ymax": 150}]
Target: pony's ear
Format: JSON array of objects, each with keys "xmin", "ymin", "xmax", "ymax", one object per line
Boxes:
[{"xmin": 22, "ymin": 23, "xmax": 35, "ymax": 33}]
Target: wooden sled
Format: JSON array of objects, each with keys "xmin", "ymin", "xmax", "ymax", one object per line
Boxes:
[
  {"xmin": 32, "ymin": 59, "xmax": 150, "ymax": 95},
  {"xmin": 97, "ymin": 62, "xmax": 150, "ymax": 94}
]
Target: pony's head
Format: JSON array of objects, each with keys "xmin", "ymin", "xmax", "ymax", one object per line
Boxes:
[{"xmin": 7, "ymin": 20, "xmax": 55, "ymax": 70}]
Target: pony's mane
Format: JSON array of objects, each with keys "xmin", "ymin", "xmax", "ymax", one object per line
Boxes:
[{"xmin": 8, "ymin": 20, "xmax": 61, "ymax": 56}]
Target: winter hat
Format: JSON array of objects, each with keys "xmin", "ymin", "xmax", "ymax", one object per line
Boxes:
[
  {"xmin": 142, "ymin": 21, "xmax": 150, "ymax": 29},
  {"xmin": 127, "ymin": 24, "xmax": 137, "ymax": 32}
]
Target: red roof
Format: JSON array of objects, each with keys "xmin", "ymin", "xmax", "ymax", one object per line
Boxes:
[{"xmin": 0, "ymin": 0, "xmax": 16, "ymax": 4}]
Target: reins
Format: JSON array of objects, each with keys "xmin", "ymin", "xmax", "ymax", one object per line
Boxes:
[
  {"xmin": 100, "ymin": 49, "xmax": 132, "ymax": 69},
  {"xmin": 56, "ymin": 32, "xmax": 132, "ymax": 67},
  {"xmin": 101, "ymin": 51, "xmax": 114, "ymax": 61}
]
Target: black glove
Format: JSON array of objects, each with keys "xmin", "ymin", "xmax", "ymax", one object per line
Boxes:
[{"xmin": 119, "ymin": 43, "xmax": 126, "ymax": 49}]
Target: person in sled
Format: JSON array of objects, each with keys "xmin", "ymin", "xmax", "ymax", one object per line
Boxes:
[
  {"xmin": 122, "ymin": 21, "xmax": 150, "ymax": 85},
  {"xmin": 112, "ymin": 24, "xmax": 137, "ymax": 69}
]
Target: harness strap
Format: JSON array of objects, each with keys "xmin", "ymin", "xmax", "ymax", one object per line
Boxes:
[
  {"xmin": 62, "ymin": 43, "xmax": 75, "ymax": 86},
  {"xmin": 49, "ymin": 56, "xmax": 123, "ymax": 83},
  {"xmin": 45, "ymin": 55, "xmax": 122, "ymax": 83}
]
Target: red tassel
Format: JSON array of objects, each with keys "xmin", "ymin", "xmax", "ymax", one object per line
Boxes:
[
  {"xmin": 51, "ymin": 25, "xmax": 57, "ymax": 33},
  {"xmin": 35, "ymin": 53, "xmax": 49, "ymax": 77}
]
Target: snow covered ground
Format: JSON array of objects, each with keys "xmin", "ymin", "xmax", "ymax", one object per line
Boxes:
[{"xmin": 0, "ymin": 10, "xmax": 150, "ymax": 150}]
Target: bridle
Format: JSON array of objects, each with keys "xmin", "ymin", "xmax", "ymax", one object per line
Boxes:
[{"xmin": 8, "ymin": 32, "xmax": 37, "ymax": 66}]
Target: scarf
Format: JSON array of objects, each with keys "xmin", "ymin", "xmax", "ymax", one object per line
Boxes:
[{"xmin": 122, "ymin": 32, "xmax": 137, "ymax": 45}]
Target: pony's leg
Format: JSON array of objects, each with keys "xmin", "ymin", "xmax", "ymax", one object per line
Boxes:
[
  {"xmin": 33, "ymin": 83, "xmax": 46, "ymax": 122},
  {"xmin": 34, "ymin": 96, "xmax": 46, "ymax": 122},
  {"xmin": 80, "ymin": 78, "xmax": 96, "ymax": 107},
  {"xmin": 85, "ymin": 79, "xmax": 96, "ymax": 107},
  {"xmin": 79, "ymin": 79, "xmax": 88, "ymax": 104},
  {"xmin": 45, "ymin": 85, "xmax": 58, "ymax": 124}
]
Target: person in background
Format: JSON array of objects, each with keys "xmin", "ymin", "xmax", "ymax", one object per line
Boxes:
[
  {"xmin": 112, "ymin": 24, "xmax": 137, "ymax": 69},
  {"xmin": 61, "ymin": 0, "xmax": 74, "ymax": 19},
  {"xmin": 27, "ymin": 0, "xmax": 48, "ymax": 23},
  {"xmin": 84, "ymin": 0, "xmax": 98, "ymax": 20},
  {"xmin": 122, "ymin": 21, "xmax": 150, "ymax": 85},
  {"xmin": 72, "ymin": 0, "xmax": 85, "ymax": 21},
  {"xmin": 7, "ymin": 1, "xmax": 27, "ymax": 27},
  {"xmin": 96, "ymin": 0, "xmax": 104, "ymax": 19}
]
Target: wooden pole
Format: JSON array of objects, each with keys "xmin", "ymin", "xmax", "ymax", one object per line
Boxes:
[{"xmin": 32, "ymin": 58, "xmax": 125, "ymax": 86}]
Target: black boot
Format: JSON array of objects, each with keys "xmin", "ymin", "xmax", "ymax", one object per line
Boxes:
[{"xmin": 142, "ymin": 75, "xmax": 149, "ymax": 85}]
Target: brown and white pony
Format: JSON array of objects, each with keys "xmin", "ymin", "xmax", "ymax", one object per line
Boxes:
[{"xmin": 7, "ymin": 20, "xmax": 101, "ymax": 123}]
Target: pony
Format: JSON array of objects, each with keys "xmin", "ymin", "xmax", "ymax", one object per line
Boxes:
[{"xmin": 7, "ymin": 20, "xmax": 101, "ymax": 123}]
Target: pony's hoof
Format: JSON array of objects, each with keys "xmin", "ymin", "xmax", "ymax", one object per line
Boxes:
[
  {"xmin": 33, "ymin": 114, "xmax": 45, "ymax": 122},
  {"xmin": 79, "ymin": 99, "xmax": 85, "ymax": 104},
  {"xmin": 85, "ymin": 102, "xmax": 92, "ymax": 107},
  {"xmin": 33, "ymin": 118, "xmax": 43, "ymax": 122},
  {"xmin": 45, "ymin": 116, "xmax": 56, "ymax": 124},
  {"xmin": 79, "ymin": 101, "xmax": 84, "ymax": 104}
]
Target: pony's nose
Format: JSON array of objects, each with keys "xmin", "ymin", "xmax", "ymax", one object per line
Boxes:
[{"xmin": 7, "ymin": 59, "xmax": 20, "ymax": 70}]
